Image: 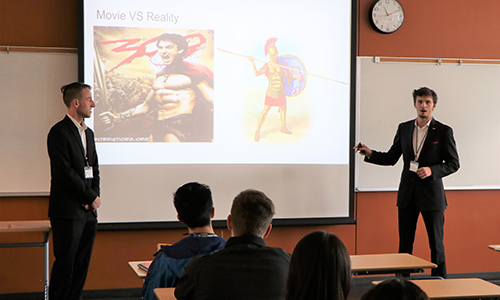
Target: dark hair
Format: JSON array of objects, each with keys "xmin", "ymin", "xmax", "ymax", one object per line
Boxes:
[
  {"xmin": 173, "ymin": 182, "xmax": 213, "ymax": 229},
  {"xmin": 230, "ymin": 189, "xmax": 275, "ymax": 236},
  {"xmin": 361, "ymin": 278, "xmax": 429, "ymax": 300},
  {"xmin": 412, "ymin": 87, "xmax": 438, "ymax": 104},
  {"xmin": 156, "ymin": 33, "xmax": 188, "ymax": 56},
  {"xmin": 286, "ymin": 231, "xmax": 351, "ymax": 300},
  {"xmin": 60, "ymin": 82, "xmax": 91, "ymax": 108}
]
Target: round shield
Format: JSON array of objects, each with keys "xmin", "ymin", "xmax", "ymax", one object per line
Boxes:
[{"xmin": 278, "ymin": 54, "xmax": 307, "ymax": 97}]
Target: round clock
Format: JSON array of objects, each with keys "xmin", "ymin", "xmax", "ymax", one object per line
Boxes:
[{"xmin": 370, "ymin": 0, "xmax": 405, "ymax": 34}]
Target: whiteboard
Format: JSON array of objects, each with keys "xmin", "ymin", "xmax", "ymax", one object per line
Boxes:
[
  {"xmin": 0, "ymin": 51, "xmax": 77, "ymax": 196},
  {"xmin": 356, "ymin": 56, "xmax": 500, "ymax": 191}
]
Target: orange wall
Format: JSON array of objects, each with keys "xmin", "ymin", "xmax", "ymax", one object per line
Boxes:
[
  {"xmin": 357, "ymin": 0, "xmax": 500, "ymax": 59},
  {"xmin": 3, "ymin": 190, "xmax": 500, "ymax": 293},
  {"xmin": 0, "ymin": 197, "xmax": 355, "ymax": 293},
  {"xmin": 0, "ymin": 0, "xmax": 77, "ymax": 48},
  {"xmin": 2, "ymin": 0, "xmax": 500, "ymax": 295},
  {"xmin": 356, "ymin": 191, "xmax": 500, "ymax": 274}
]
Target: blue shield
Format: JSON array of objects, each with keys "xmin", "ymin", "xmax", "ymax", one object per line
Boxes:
[{"xmin": 278, "ymin": 55, "xmax": 307, "ymax": 97}]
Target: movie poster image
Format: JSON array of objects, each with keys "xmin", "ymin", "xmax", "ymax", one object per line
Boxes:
[{"xmin": 93, "ymin": 27, "xmax": 214, "ymax": 143}]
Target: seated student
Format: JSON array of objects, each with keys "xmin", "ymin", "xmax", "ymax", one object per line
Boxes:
[
  {"xmin": 285, "ymin": 231, "xmax": 351, "ymax": 300},
  {"xmin": 142, "ymin": 182, "xmax": 226, "ymax": 300},
  {"xmin": 175, "ymin": 189, "xmax": 291, "ymax": 300},
  {"xmin": 361, "ymin": 278, "xmax": 429, "ymax": 300}
]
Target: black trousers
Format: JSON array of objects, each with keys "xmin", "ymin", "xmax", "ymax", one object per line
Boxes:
[
  {"xmin": 398, "ymin": 200, "xmax": 446, "ymax": 278},
  {"xmin": 49, "ymin": 212, "xmax": 97, "ymax": 300}
]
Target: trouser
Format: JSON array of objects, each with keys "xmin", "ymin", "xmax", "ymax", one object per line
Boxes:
[
  {"xmin": 49, "ymin": 212, "xmax": 97, "ymax": 300},
  {"xmin": 398, "ymin": 201, "xmax": 446, "ymax": 278}
]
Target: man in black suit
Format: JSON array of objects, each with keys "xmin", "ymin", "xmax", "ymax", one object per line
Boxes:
[
  {"xmin": 47, "ymin": 82, "xmax": 101, "ymax": 300},
  {"xmin": 356, "ymin": 87, "xmax": 459, "ymax": 278},
  {"xmin": 175, "ymin": 189, "xmax": 291, "ymax": 300}
]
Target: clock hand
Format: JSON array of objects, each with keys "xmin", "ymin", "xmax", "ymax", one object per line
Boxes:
[
  {"xmin": 387, "ymin": 8, "xmax": 400, "ymax": 16},
  {"xmin": 383, "ymin": 6, "xmax": 389, "ymax": 16}
]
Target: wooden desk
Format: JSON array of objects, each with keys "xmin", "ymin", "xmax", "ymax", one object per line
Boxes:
[
  {"xmin": 128, "ymin": 260, "xmax": 151, "ymax": 279},
  {"xmin": 488, "ymin": 244, "xmax": 500, "ymax": 252},
  {"xmin": 154, "ymin": 287, "xmax": 176, "ymax": 300},
  {"xmin": 0, "ymin": 220, "xmax": 51, "ymax": 300},
  {"xmin": 374, "ymin": 278, "xmax": 500, "ymax": 299},
  {"xmin": 350, "ymin": 253, "xmax": 436, "ymax": 276}
]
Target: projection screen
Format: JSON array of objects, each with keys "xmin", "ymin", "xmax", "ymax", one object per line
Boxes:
[{"xmin": 80, "ymin": 0, "xmax": 355, "ymax": 227}]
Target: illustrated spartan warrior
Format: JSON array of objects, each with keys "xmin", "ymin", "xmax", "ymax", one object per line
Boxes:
[{"xmin": 248, "ymin": 38, "xmax": 294, "ymax": 142}]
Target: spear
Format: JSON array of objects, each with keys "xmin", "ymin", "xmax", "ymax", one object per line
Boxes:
[{"xmin": 217, "ymin": 48, "xmax": 348, "ymax": 85}]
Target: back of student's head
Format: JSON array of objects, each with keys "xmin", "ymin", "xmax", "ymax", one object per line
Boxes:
[
  {"xmin": 230, "ymin": 189, "xmax": 275, "ymax": 237},
  {"xmin": 173, "ymin": 182, "xmax": 213, "ymax": 229},
  {"xmin": 361, "ymin": 278, "xmax": 429, "ymax": 300},
  {"xmin": 286, "ymin": 231, "xmax": 351, "ymax": 300}
]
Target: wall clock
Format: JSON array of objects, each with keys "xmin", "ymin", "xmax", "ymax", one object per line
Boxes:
[{"xmin": 370, "ymin": 0, "xmax": 405, "ymax": 34}]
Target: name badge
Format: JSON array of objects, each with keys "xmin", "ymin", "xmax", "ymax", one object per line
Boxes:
[
  {"xmin": 409, "ymin": 161, "xmax": 419, "ymax": 173},
  {"xmin": 85, "ymin": 166, "xmax": 93, "ymax": 179}
]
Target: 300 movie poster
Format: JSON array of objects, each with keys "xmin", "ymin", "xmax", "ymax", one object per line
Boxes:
[{"xmin": 93, "ymin": 27, "xmax": 214, "ymax": 143}]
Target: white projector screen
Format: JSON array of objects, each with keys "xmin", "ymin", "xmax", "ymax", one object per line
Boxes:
[{"xmin": 80, "ymin": 0, "xmax": 354, "ymax": 225}]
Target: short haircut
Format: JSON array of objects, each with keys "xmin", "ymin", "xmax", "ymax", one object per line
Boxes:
[
  {"xmin": 156, "ymin": 33, "xmax": 188, "ymax": 56},
  {"xmin": 286, "ymin": 231, "xmax": 351, "ymax": 300},
  {"xmin": 173, "ymin": 182, "xmax": 213, "ymax": 229},
  {"xmin": 230, "ymin": 189, "xmax": 275, "ymax": 236},
  {"xmin": 412, "ymin": 87, "xmax": 438, "ymax": 104},
  {"xmin": 61, "ymin": 82, "xmax": 91, "ymax": 108},
  {"xmin": 361, "ymin": 278, "xmax": 429, "ymax": 300}
]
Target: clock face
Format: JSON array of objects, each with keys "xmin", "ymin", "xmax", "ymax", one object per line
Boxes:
[{"xmin": 370, "ymin": 0, "xmax": 405, "ymax": 34}]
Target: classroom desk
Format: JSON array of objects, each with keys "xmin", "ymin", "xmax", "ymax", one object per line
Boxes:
[
  {"xmin": 374, "ymin": 278, "xmax": 500, "ymax": 299},
  {"xmin": 154, "ymin": 287, "xmax": 176, "ymax": 300},
  {"xmin": 350, "ymin": 253, "xmax": 436, "ymax": 276},
  {"xmin": 128, "ymin": 260, "xmax": 151, "ymax": 279},
  {"xmin": 136, "ymin": 254, "xmax": 435, "ymax": 278},
  {"xmin": 488, "ymin": 245, "xmax": 500, "ymax": 252},
  {"xmin": 0, "ymin": 220, "xmax": 51, "ymax": 300}
]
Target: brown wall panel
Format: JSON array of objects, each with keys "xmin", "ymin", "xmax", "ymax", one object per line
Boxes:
[
  {"xmin": 358, "ymin": 0, "xmax": 500, "ymax": 59},
  {"xmin": 357, "ymin": 191, "xmax": 500, "ymax": 274},
  {"xmin": 0, "ymin": 0, "xmax": 77, "ymax": 48},
  {"xmin": 0, "ymin": 197, "xmax": 355, "ymax": 293}
]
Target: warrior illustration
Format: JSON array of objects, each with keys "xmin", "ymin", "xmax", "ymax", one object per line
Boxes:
[{"xmin": 248, "ymin": 38, "xmax": 293, "ymax": 142}]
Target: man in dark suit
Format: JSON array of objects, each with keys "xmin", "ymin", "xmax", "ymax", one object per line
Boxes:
[
  {"xmin": 356, "ymin": 87, "xmax": 459, "ymax": 278},
  {"xmin": 175, "ymin": 189, "xmax": 291, "ymax": 300},
  {"xmin": 47, "ymin": 82, "xmax": 101, "ymax": 300}
]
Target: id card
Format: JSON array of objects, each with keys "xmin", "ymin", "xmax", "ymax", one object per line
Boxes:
[
  {"xmin": 84, "ymin": 166, "xmax": 93, "ymax": 179},
  {"xmin": 409, "ymin": 161, "xmax": 419, "ymax": 173}
]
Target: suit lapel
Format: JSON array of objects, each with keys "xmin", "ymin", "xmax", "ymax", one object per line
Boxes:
[{"xmin": 403, "ymin": 120, "xmax": 415, "ymax": 160}]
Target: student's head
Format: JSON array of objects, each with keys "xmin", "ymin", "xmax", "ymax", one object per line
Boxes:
[
  {"xmin": 412, "ymin": 87, "xmax": 438, "ymax": 105},
  {"xmin": 173, "ymin": 182, "xmax": 213, "ymax": 229},
  {"xmin": 61, "ymin": 82, "xmax": 92, "ymax": 108},
  {"xmin": 361, "ymin": 278, "xmax": 429, "ymax": 300},
  {"xmin": 286, "ymin": 231, "xmax": 351, "ymax": 300},
  {"xmin": 156, "ymin": 33, "xmax": 188, "ymax": 65},
  {"xmin": 228, "ymin": 189, "xmax": 275, "ymax": 237}
]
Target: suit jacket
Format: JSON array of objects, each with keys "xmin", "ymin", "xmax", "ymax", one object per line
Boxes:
[
  {"xmin": 365, "ymin": 118, "xmax": 459, "ymax": 210},
  {"xmin": 47, "ymin": 115, "xmax": 100, "ymax": 219},
  {"xmin": 175, "ymin": 235, "xmax": 291, "ymax": 300}
]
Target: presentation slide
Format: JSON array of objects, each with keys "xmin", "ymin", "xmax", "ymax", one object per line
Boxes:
[{"xmin": 82, "ymin": 0, "xmax": 354, "ymax": 224}]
